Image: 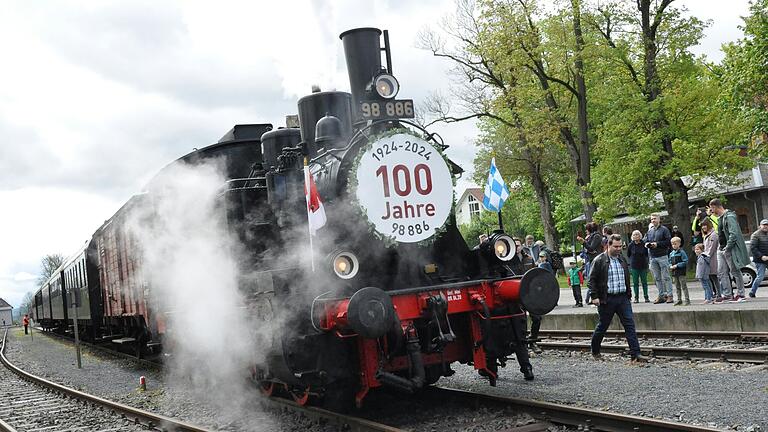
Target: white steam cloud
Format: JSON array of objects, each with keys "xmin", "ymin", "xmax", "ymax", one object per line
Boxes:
[{"xmin": 128, "ymin": 160, "xmax": 272, "ymax": 428}]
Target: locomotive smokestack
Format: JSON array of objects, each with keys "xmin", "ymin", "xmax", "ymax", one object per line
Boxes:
[{"xmin": 340, "ymin": 27, "xmax": 383, "ymax": 120}]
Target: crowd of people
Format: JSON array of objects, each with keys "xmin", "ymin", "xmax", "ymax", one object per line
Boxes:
[
  {"xmin": 474, "ymin": 204, "xmax": 766, "ymax": 368},
  {"xmin": 478, "ymin": 199, "xmax": 767, "ymax": 367},
  {"xmin": 570, "ymin": 199, "xmax": 766, "ymax": 308}
]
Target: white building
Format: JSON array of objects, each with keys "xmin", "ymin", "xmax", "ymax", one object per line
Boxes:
[
  {"xmin": 455, "ymin": 187, "xmax": 485, "ymax": 226},
  {"xmin": 0, "ymin": 298, "xmax": 13, "ymax": 327}
]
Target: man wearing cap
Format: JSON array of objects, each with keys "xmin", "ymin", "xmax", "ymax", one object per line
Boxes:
[
  {"xmin": 537, "ymin": 250, "xmax": 554, "ymax": 273},
  {"xmin": 749, "ymin": 219, "xmax": 768, "ymax": 298}
]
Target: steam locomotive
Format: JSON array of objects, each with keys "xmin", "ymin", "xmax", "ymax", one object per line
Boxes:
[{"xmin": 31, "ymin": 27, "xmax": 559, "ymax": 410}]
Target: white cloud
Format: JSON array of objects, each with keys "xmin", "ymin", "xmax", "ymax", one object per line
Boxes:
[{"xmin": 13, "ymin": 273, "xmax": 37, "ymax": 282}]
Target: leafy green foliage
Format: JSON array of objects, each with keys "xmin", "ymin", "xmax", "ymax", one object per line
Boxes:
[
  {"xmin": 718, "ymin": 0, "xmax": 768, "ymax": 158},
  {"xmin": 442, "ymin": 0, "xmax": 762, "ymax": 248}
]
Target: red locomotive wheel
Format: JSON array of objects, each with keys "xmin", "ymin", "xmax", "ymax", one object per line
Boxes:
[
  {"xmin": 260, "ymin": 381, "xmax": 276, "ymax": 397},
  {"xmin": 290, "ymin": 387, "xmax": 311, "ymax": 406}
]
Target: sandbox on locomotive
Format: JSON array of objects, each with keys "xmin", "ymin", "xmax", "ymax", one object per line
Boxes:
[{"xmin": 30, "ymin": 27, "xmax": 559, "ymax": 410}]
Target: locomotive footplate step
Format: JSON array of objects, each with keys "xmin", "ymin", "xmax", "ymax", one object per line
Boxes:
[{"xmin": 111, "ymin": 337, "xmax": 136, "ymax": 344}]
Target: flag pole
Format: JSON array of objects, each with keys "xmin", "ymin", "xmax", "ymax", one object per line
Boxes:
[
  {"xmin": 497, "ymin": 211, "xmax": 504, "ymax": 231},
  {"xmin": 304, "ymin": 157, "xmax": 315, "ymax": 272}
]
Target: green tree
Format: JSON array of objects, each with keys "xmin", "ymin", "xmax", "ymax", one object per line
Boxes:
[
  {"xmin": 718, "ymin": 0, "xmax": 768, "ymax": 158},
  {"xmin": 588, "ymin": 0, "xmax": 753, "ymax": 242},
  {"xmin": 473, "ymin": 117, "xmax": 569, "ymax": 248},
  {"xmin": 458, "ymin": 183, "xmax": 548, "ymax": 244},
  {"xmin": 36, "ymin": 253, "xmax": 64, "ymax": 286},
  {"xmin": 419, "ymin": 0, "xmax": 567, "ymax": 248},
  {"xmin": 479, "ymin": 0, "xmax": 599, "ymax": 221}
]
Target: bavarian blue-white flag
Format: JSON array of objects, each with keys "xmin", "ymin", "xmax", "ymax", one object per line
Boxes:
[{"xmin": 482, "ymin": 157, "xmax": 509, "ymax": 212}]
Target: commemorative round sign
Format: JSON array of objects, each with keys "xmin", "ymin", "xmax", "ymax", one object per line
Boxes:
[{"xmin": 355, "ymin": 132, "xmax": 453, "ymax": 243}]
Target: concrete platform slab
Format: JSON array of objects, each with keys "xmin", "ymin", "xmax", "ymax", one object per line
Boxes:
[{"xmin": 541, "ymin": 282, "xmax": 768, "ymax": 332}]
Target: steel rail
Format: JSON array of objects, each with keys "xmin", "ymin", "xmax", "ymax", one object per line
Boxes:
[
  {"xmin": 0, "ymin": 418, "xmax": 15, "ymax": 432},
  {"xmin": 538, "ymin": 341, "xmax": 768, "ymax": 363},
  {"xmin": 1, "ymin": 329, "xmax": 212, "ymax": 432},
  {"xmin": 9, "ymin": 329, "xmax": 401, "ymax": 432},
  {"xmin": 267, "ymin": 396, "xmax": 405, "ymax": 432},
  {"xmin": 431, "ymin": 386, "xmax": 725, "ymax": 432},
  {"xmin": 537, "ymin": 329, "xmax": 768, "ymax": 342}
]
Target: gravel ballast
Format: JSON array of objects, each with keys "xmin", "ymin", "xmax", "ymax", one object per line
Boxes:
[
  {"xmin": 4, "ymin": 328, "xmax": 339, "ymax": 431},
  {"xmin": 7, "ymin": 328, "xmax": 767, "ymax": 431},
  {"xmin": 441, "ymin": 349, "xmax": 768, "ymax": 431}
]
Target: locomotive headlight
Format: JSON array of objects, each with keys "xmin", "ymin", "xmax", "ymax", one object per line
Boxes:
[
  {"xmin": 332, "ymin": 251, "xmax": 359, "ymax": 279},
  {"xmin": 490, "ymin": 234, "xmax": 515, "ymax": 262},
  {"xmin": 373, "ymin": 73, "xmax": 399, "ymax": 99}
]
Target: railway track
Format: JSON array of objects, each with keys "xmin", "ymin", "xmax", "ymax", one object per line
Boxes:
[
  {"xmin": 538, "ymin": 329, "xmax": 768, "ymax": 342},
  {"xmin": 0, "ymin": 328, "xmax": 211, "ymax": 432},
  {"xmin": 428, "ymin": 386, "xmax": 724, "ymax": 431},
  {"xmin": 538, "ymin": 341, "xmax": 768, "ymax": 363},
  {"xmin": 535, "ymin": 330, "xmax": 768, "ymax": 363},
  {"xmin": 7, "ymin": 328, "xmax": 402, "ymax": 432},
  {"xmin": 266, "ymin": 396, "xmax": 405, "ymax": 432},
  {"xmin": 6, "ymin": 328, "xmax": 738, "ymax": 431}
]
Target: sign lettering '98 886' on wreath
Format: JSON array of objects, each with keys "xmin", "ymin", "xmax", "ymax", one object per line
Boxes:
[{"xmin": 355, "ymin": 133, "xmax": 453, "ymax": 243}]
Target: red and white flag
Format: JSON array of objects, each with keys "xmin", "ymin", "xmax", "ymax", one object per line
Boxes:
[{"xmin": 304, "ymin": 165, "xmax": 326, "ymax": 235}]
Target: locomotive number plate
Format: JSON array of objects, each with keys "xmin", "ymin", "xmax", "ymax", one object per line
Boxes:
[
  {"xmin": 358, "ymin": 99, "xmax": 415, "ymax": 120},
  {"xmin": 355, "ymin": 132, "xmax": 452, "ymax": 243}
]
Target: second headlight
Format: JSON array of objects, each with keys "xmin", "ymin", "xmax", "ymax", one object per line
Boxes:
[
  {"xmin": 332, "ymin": 250, "xmax": 360, "ymax": 279},
  {"xmin": 490, "ymin": 234, "xmax": 515, "ymax": 261},
  {"xmin": 373, "ymin": 73, "xmax": 399, "ymax": 99}
]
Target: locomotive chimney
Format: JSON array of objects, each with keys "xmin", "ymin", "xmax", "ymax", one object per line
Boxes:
[{"xmin": 340, "ymin": 27, "xmax": 383, "ymax": 121}]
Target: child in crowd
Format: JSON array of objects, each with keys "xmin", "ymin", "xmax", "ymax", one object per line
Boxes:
[
  {"xmin": 669, "ymin": 237, "xmax": 690, "ymax": 306},
  {"xmin": 694, "ymin": 243, "xmax": 713, "ymax": 304},
  {"xmin": 537, "ymin": 251, "xmax": 554, "ymax": 273},
  {"xmin": 567, "ymin": 261, "xmax": 584, "ymax": 307}
]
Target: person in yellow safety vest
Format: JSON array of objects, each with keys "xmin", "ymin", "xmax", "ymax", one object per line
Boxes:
[{"xmin": 22, "ymin": 314, "xmax": 29, "ymax": 335}]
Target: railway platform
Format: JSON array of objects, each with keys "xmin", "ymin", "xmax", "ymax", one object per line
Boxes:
[{"xmin": 544, "ymin": 280, "xmax": 768, "ymax": 332}]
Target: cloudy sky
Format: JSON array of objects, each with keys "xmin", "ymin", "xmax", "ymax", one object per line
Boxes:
[{"xmin": 0, "ymin": 0, "xmax": 752, "ymax": 309}]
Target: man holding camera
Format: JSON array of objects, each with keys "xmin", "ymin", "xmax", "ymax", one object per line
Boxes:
[{"xmin": 644, "ymin": 213, "xmax": 674, "ymax": 304}]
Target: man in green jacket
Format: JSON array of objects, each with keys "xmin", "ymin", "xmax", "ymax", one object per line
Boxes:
[{"xmin": 709, "ymin": 198, "xmax": 750, "ymax": 302}]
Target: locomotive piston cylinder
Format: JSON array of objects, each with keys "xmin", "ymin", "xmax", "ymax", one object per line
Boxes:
[
  {"xmin": 321, "ymin": 287, "xmax": 396, "ymax": 339},
  {"xmin": 493, "ymin": 267, "xmax": 559, "ymax": 315}
]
